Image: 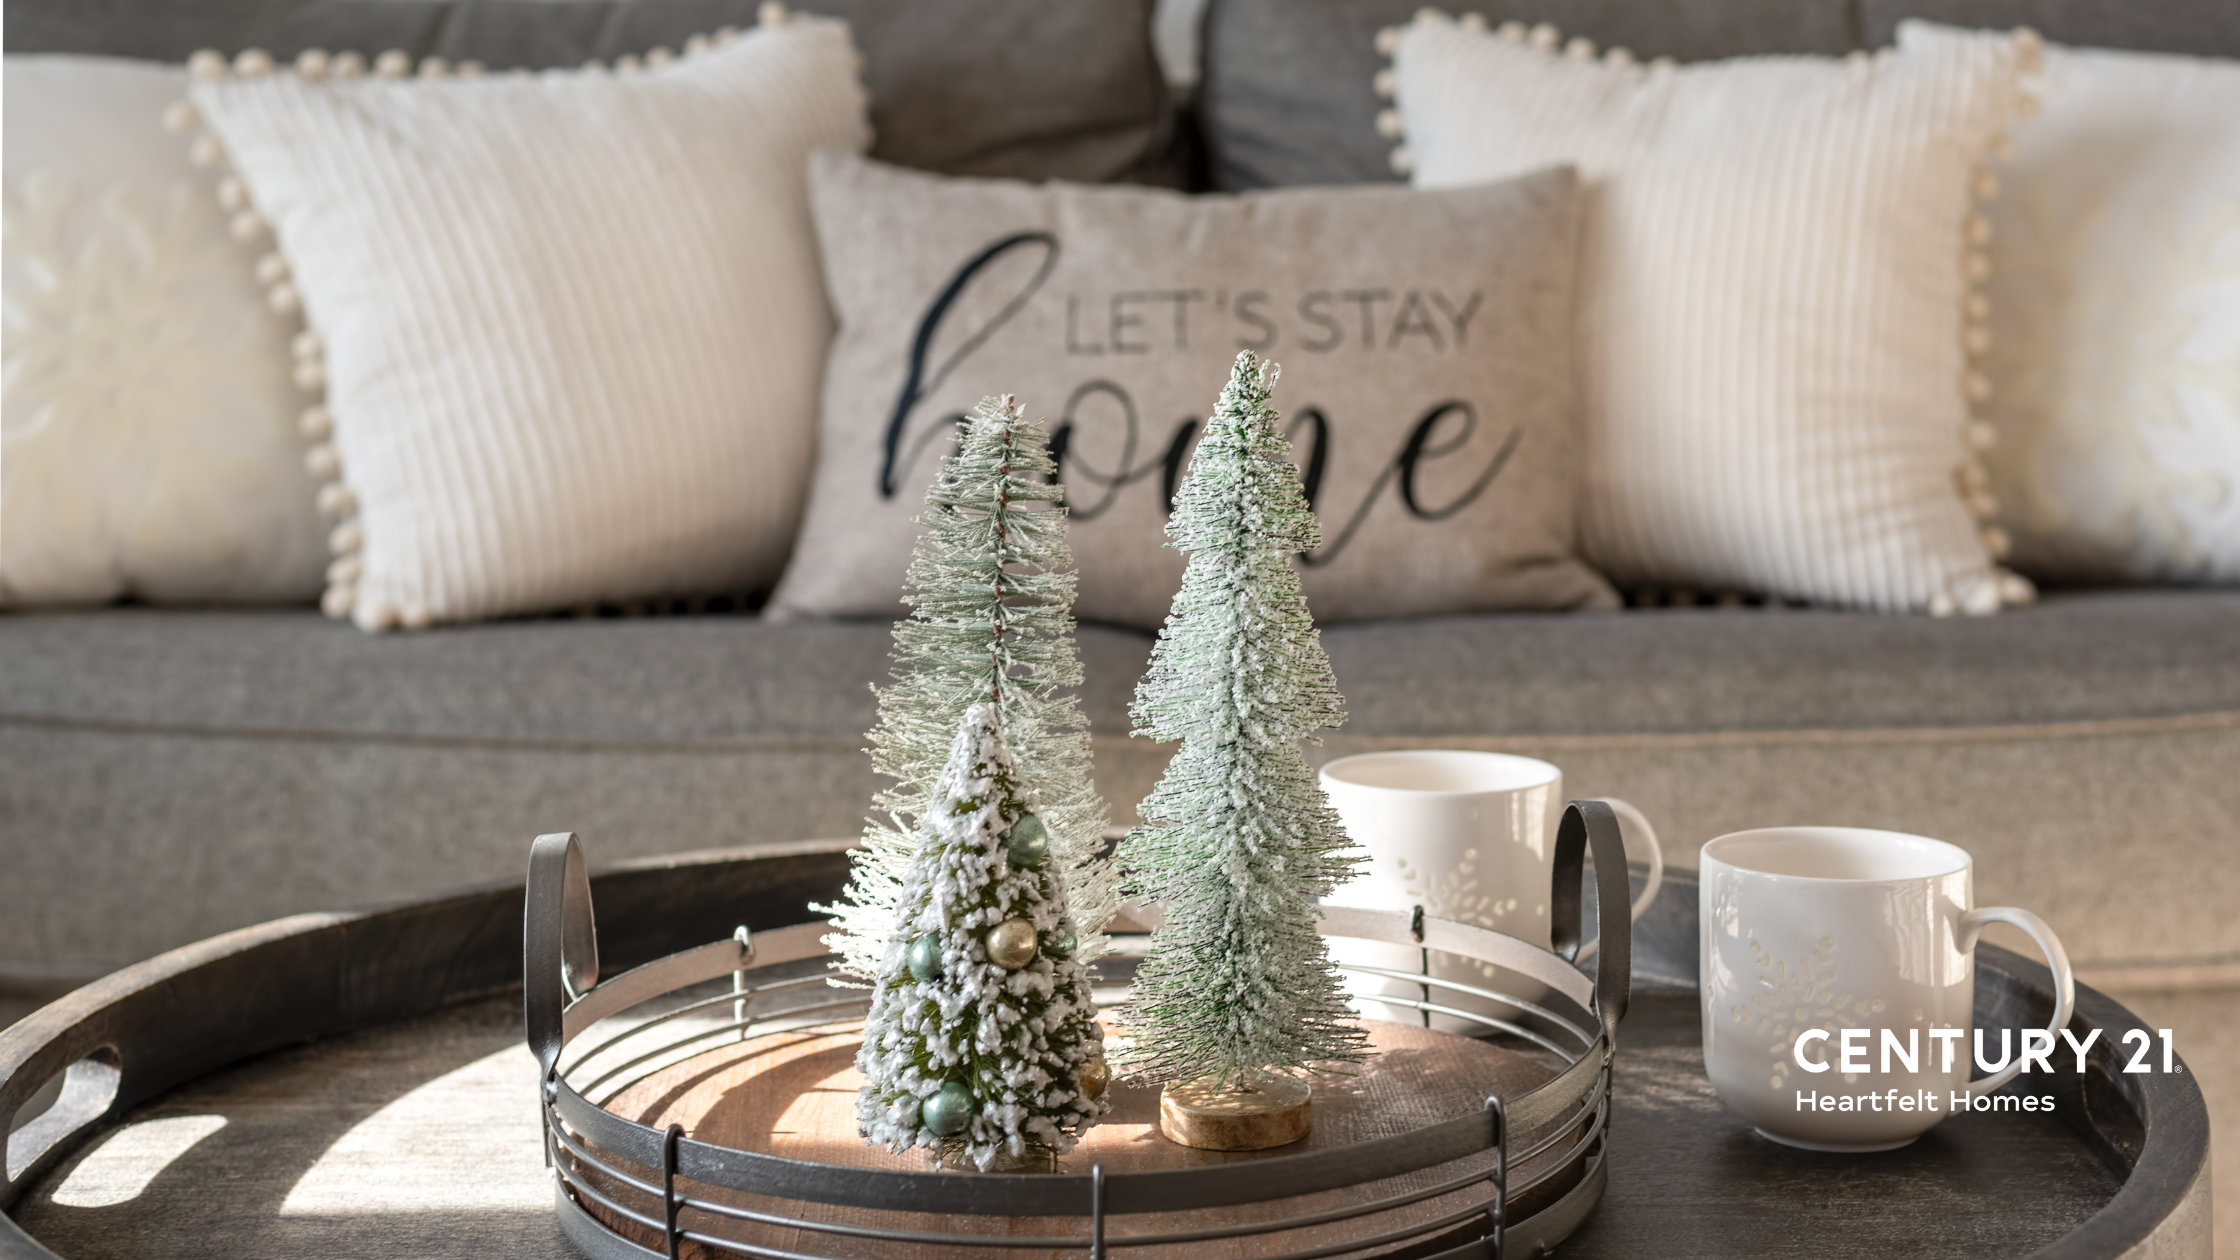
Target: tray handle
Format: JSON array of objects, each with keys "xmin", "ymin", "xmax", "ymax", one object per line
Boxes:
[
  {"xmin": 526, "ymin": 832, "xmax": 600, "ymax": 1081},
  {"xmin": 1549, "ymin": 801, "xmax": 1631, "ymax": 1035}
]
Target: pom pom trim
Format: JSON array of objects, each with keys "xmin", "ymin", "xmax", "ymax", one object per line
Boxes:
[
  {"xmin": 175, "ymin": 3, "xmax": 823, "ymax": 633},
  {"xmin": 1374, "ymin": 14, "xmax": 2043, "ymax": 614}
]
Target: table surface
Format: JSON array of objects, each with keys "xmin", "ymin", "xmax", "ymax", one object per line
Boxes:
[{"xmin": 9, "ymin": 987, "xmax": 2126, "ymax": 1259}]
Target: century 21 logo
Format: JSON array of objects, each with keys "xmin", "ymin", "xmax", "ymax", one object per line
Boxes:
[{"xmin": 1792, "ymin": 1026, "xmax": 2182, "ymax": 1075}]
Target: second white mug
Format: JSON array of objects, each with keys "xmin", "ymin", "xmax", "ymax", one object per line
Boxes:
[{"xmin": 1701, "ymin": 826, "xmax": 2075, "ymax": 1151}]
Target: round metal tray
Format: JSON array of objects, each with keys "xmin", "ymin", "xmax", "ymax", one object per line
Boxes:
[{"xmin": 523, "ymin": 801, "xmax": 1634, "ymax": 1260}]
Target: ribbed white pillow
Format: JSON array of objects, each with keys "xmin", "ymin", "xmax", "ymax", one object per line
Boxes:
[
  {"xmin": 1901, "ymin": 21, "xmax": 2240, "ymax": 586},
  {"xmin": 186, "ymin": 15, "xmax": 868, "ymax": 630},
  {"xmin": 1387, "ymin": 16, "xmax": 2035, "ymax": 614}
]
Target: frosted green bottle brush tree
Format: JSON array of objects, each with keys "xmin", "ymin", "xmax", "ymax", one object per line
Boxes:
[
  {"xmin": 1116, "ymin": 350, "xmax": 1371, "ymax": 1090},
  {"xmin": 820, "ymin": 394, "xmax": 1116, "ymax": 982}
]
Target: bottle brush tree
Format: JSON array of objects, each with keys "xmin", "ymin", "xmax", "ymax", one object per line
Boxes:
[
  {"xmin": 855, "ymin": 702, "xmax": 1111, "ymax": 1170},
  {"xmin": 820, "ymin": 394, "xmax": 1116, "ymax": 982},
  {"xmin": 1116, "ymin": 351, "xmax": 1371, "ymax": 1098}
]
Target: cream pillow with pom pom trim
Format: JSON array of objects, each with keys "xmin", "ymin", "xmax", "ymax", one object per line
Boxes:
[
  {"xmin": 183, "ymin": 8, "xmax": 868, "ymax": 630},
  {"xmin": 1385, "ymin": 13, "xmax": 2037, "ymax": 615}
]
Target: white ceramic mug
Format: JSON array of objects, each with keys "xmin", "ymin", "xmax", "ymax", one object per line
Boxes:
[
  {"xmin": 1319, "ymin": 750, "xmax": 1663, "ymax": 1029},
  {"xmin": 1701, "ymin": 826, "xmax": 2075, "ymax": 1152}
]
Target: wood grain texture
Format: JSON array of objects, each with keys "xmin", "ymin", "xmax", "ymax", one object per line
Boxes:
[
  {"xmin": 3, "ymin": 859, "xmax": 2179, "ymax": 1259},
  {"xmin": 3, "ymin": 998, "xmax": 2138, "ymax": 1260},
  {"xmin": 11, "ymin": 995, "xmax": 563, "ymax": 1260},
  {"xmin": 1158, "ymin": 1074, "xmax": 1313, "ymax": 1151},
  {"xmin": 590, "ymin": 1018, "xmax": 1567, "ymax": 1259},
  {"xmin": 1564, "ymin": 995, "xmax": 2124, "ymax": 1258}
]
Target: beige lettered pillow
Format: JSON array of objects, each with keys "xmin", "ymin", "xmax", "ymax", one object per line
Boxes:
[{"xmin": 770, "ymin": 152, "xmax": 1615, "ymax": 627}]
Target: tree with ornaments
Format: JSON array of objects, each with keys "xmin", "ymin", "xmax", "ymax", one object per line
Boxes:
[
  {"xmin": 855, "ymin": 702, "xmax": 1111, "ymax": 1170},
  {"xmin": 1117, "ymin": 351, "xmax": 1369, "ymax": 1143},
  {"xmin": 820, "ymin": 394, "xmax": 1116, "ymax": 984}
]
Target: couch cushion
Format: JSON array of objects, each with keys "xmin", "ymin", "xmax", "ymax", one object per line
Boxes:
[
  {"xmin": 7, "ymin": 591, "xmax": 2232, "ymax": 741},
  {"xmin": 3, "ymin": 591, "xmax": 2236, "ymax": 982},
  {"xmin": 1200, "ymin": 0, "xmax": 2240, "ymax": 192},
  {"xmin": 1858, "ymin": 0, "xmax": 2240, "ymax": 52},
  {"xmin": 2, "ymin": 0, "xmax": 1175, "ymax": 185},
  {"xmin": 1200, "ymin": 0, "xmax": 1857, "ymax": 191}
]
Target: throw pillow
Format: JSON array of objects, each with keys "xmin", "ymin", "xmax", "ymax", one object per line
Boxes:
[
  {"xmin": 3, "ymin": 54, "xmax": 325, "ymax": 606},
  {"xmin": 186, "ymin": 12, "xmax": 869, "ymax": 630},
  {"xmin": 1389, "ymin": 13, "xmax": 2037, "ymax": 614},
  {"xmin": 769, "ymin": 152, "xmax": 1616, "ymax": 628},
  {"xmin": 1900, "ymin": 21, "xmax": 2240, "ymax": 584}
]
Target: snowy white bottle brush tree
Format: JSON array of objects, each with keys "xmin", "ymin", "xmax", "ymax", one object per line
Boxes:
[{"xmin": 853, "ymin": 703, "xmax": 1111, "ymax": 1170}]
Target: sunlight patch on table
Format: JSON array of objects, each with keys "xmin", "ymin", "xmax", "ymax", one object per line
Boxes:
[
  {"xmin": 50, "ymin": 1115, "xmax": 227, "ymax": 1207},
  {"xmin": 282, "ymin": 1044, "xmax": 546, "ymax": 1215}
]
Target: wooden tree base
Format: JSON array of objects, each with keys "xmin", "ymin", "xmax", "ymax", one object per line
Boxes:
[{"xmin": 1157, "ymin": 1072, "xmax": 1313, "ymax": 1151}]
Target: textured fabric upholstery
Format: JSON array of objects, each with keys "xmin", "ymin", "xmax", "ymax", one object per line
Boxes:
[
  {"xmin": 2, "ymin": 0, "xmax": 1177, "ymax": 186},
  {"xmin": 1200, "ymin": 0, "xmax": 2240, "ymax": 191},
  {"xmin": 1201, "ymin": 0, "xmax": 1856, "ymax": 191},
  {"xmin": 4, "ymin": 592, "xmax": 2236, "ymax": 981},
  {"xmin": 8, "ymin": 593, "xmax": 2233, "ymax": 743}
]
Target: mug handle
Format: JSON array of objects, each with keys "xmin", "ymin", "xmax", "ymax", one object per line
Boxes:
[
  {"xmin": 1595, "ymin": 797, "xmax": 1665, "ymax": 924},
  {"xmin": 1571, "ymin": 798, "xmax": 1665, "ymax": 962},
  {"xmin": 1957, "ymin": 906, "xmax": 2075, "ymax": 1095},
  {"xmin": 1551, "ymin": 800, "xmax": 1631, "ymax": 1033}
]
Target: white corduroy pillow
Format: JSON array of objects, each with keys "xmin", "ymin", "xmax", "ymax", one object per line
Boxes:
[
  {"xmin": 1385, "ymin": 15, "xmax": 2037, "ymax": 614},
  {"xmin": 184, "ymin": 12, "xmax": 869, "ymax": 630},
  {"xmin": 1901, "ymin": 21, "xmax": 2240, "ymax": 586}
]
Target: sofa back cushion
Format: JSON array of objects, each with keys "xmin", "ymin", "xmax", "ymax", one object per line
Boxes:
[
  {"xmin": 4, "ymin": 0, "xmax": 1174, "ymax": 185},
  {"xmin": 1201, "ymin": 0, "xmax": 2240, "ymax": 192}
]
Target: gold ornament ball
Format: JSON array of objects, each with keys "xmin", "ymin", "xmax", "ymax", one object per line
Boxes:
[
  {"xmin": 985, "ymin": 918, "xmax": 1038, "ymax": 969},
  {"xmin": 1079, "ymin": 1057, "xmax": 1110, "ymax": 1100}
]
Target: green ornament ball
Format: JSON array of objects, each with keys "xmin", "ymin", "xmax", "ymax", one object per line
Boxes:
[
  {"xmin": 906, "ymin": 933, "xmax": 942, "ymax": 983},
  {"xmin": 921, "ymin": 1080, "xmax": 973, "ymax": 1137},
  {"xmin": 1005, "ymin": 813, "xmax": 1048, "ymax": 869},
  {"xmin": 1044, "ymin": 922, "xmax": 1077, "ymax": 959}
]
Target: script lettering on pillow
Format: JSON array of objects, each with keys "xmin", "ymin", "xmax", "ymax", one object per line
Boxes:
[{"xmin": 772, "ymin": 153, "xmax": 1615, "ymax": 627}]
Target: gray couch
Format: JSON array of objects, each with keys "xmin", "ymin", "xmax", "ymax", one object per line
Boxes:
[
  {"xmin": 6, "ymin": 592, "xmax": 2236, "ymax": 992},
  {"xmin": 4, "ymin": 0, "xmax": 2237, "ymax": 998}
]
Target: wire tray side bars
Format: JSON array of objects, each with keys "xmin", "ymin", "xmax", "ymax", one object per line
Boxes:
[{"xmin": 525, "ymin": 803, "xmax": 1634, "ymax": 1260}]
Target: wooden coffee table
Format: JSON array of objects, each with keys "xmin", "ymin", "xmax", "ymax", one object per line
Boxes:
[{"xmin": 0, "ymin": 846, "xmax": 2208, "ymax": 1258}]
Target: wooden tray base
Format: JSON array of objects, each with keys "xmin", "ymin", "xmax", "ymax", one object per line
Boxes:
[{"xmin": 588, "ymin": 1017, "xmax": 1571, "ymax": 1259}]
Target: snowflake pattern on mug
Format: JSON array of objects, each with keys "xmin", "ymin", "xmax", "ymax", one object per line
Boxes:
[
  {"xmin": 1393, "ymin": 849, "xmax": 1516, "ymax": 978},
  {"xmin": 1730, "ymin": 937, "xmax": 1888, "ymax": 1091}
]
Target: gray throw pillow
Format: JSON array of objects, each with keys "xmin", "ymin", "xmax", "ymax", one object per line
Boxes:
[
  {"xmin": 2, "ymin": 0, "xmax": 1174, "ymax": 185},
  {"xmin": 1195, "ymin": 0, "xmax": 2240, "ymax": 193},
  {"xmin": 1199, "ymin": 0, "xmax": 1855, "ymax": 191},
  {"xmin": 769, "ymin": 152, "xmax": 1616, "ymax": 628}
]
